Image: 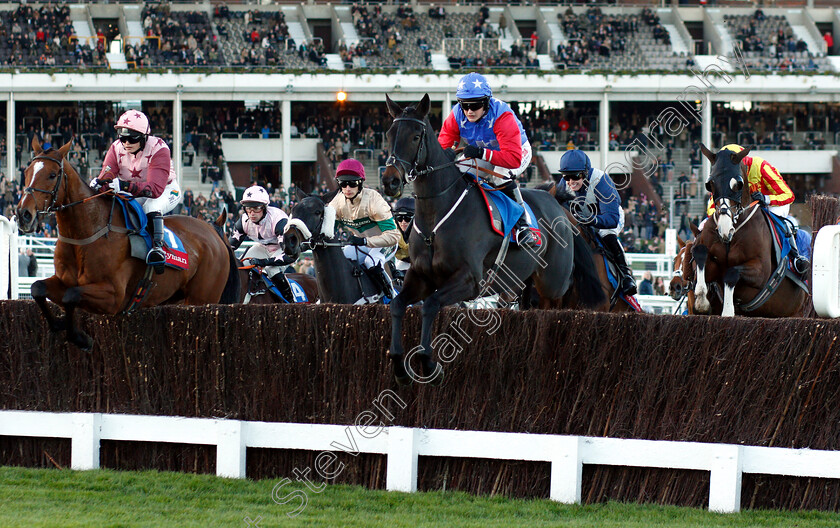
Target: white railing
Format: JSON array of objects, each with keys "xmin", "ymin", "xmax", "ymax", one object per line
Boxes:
[
  {"xmin": 1, "ymin": 410, "xmax": 839, "ymax": 513},
  {"xmin": 0, "ymin": 216, "xmax": 18, "ymax": 300}
]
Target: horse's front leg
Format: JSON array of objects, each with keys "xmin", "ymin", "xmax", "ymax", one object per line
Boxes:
[
  {"xmin": 31, "ymin": 276, "xmax": 69, "ymax": 332},
  {"xmin": 721, "ymin": 260, "xmax": 764, "ymax": 317},
  {"xmin": 389, "ymin": 268, "xmax": 429, "ymax": 385},
  {"xmin": 411, "ymin": 266, "xmax": 480, "ymax": 386},
  {"xmin": 692, "ymin": 245, "xmax": 711, "ymax": 314}
]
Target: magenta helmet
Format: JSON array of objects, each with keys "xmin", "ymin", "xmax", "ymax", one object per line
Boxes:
[{"xmin": 335, "ymin": 158, "xmax": 366, "ymax": 182}]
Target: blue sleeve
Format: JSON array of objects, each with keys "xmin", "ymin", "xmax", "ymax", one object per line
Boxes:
[{"xmin": 592, "ymin": 175, "xmax": 621, "ymax": 229}]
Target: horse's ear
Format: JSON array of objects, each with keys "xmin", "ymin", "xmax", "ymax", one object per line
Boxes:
[
  {"xmin": 31, "ymin": 135, "xmax": 42, "ymax": 154},
  {"xmin": 215, "ymin": 207, "xmax": 227, "ymax": 229},
  {"xmin": 690, "ymin": 222, "xmax": 700, "ymax": 237},
  {"xmin": 416, "ymin": 94, "xmax": 431, "ymax": 117},
  {"xmin": 295, "ymin": 187, "xmax": 308, "ymax": 202},
  {"xmin": 677, "ymin": 235, "xmax": 685, "ymax": 248},
  {"xmin": 733, "ymin": 146, "xmax": 750, "ymax": 165},
  {"xmin": 322, "ymin": 189, "xmax": 339, "ymax": 203},
  {"xmin": 386, "ymin": 94, "xmax": 402, "ymax": 119},
  {"xmin": 57, "ymin": 140, "xmax": 73, "ymax": 159},
  {"xmin": 699, "ymin": 143, "xmax": 716, "ymax": 164}
]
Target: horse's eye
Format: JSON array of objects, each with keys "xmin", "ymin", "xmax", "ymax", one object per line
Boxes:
[
  {"xmin": 49, "ymin": 171, "xmax": 57, "ymax": 179},
  {"xmin": 413, "ymin": 135, "xmax": 421, "ymax": 142}
]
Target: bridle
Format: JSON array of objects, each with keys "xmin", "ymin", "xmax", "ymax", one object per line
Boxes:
[
  {"xmin": 386, "ymin": 115, "xmax": 467, "ymax": 200},
  {"xmin": 23, "ymin": 153, "xmax": 67, "ymax": 215}
]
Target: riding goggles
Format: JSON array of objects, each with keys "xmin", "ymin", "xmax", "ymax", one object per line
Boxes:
[
  {"xmin": 338, "ymin": 180, "xmax": 360, "ymax": 188},
  {"xmin": 118, "ymin": 129, "xmax": 144, "ymax": 144},
  {"xmin": 458, "ymin": 99, "xmax": 486, "ymax": 112},
  {"xmin": 394, "ymin": 213, "xmax": 413, "ymax": 223},
  {"xmin": 561, "ymin": 171, "xmax": 587, "ymax": 182}
]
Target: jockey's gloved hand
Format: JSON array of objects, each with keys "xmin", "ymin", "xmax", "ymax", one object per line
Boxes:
[
  {"xmin": 572, "ymin": 206, "xmax": 597, "ymax": 226},
  {"xmin": 347, "ymin": 236, "xmax": 367, "ymax": 247},
  {"xmin": 249, "ymin": 258, "xmax": 272, "ymax": 267},
  {"xmin": 463, "ymin": 145, "xmax": 485, "ymax": 160},
  {"xmin": 109, "ymin": 178, "xmax": 130, "ymax": 194},
  {"xmin": 750, "ymin": 191, "xmax": 767, "ymax": 206},
  {"xmin": 89, "ymin": 178, "xmax": 103, "ymax": 190}
]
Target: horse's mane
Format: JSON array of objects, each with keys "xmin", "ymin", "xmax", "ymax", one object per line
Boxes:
[{"xmin": 535, "ymin": 181, "xmax": 576, "ymax": 204}]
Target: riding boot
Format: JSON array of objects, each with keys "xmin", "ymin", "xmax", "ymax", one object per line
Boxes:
[
  {"xmin": 269, "ymin": 271, "xmax": 296, "ymax": 303},
  {"xmin": 499, "ymin": 181, "xmax": 536, "ymax": 248},
  {"xmin": 601, "ymin": 234, "xmax": 637, "ymax": 296},
  {"xmin": 369, "ymin": 264, "xmax": 397, "ymax": 300},
  {"xmin": 146, "ymin": 212, "xmax": 167, "ymax": 274},
  {"xmin": 785, "ymin": 230, "xmax": 810, "ymax": 275}
]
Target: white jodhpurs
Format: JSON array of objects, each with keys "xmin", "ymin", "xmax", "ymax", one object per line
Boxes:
[{"xmin": 136, "ymin": 180, "xmax": 182, "ymax": 215}]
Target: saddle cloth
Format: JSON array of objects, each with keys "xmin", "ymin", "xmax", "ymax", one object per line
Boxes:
[
  {"xmin": 118, "ymin": 197, "xmax": 189, "ymax": 271},
  {"xmin": 252, "ymin": 271, "xmax": 309, "ymax": 303},
  {"xmin": 469, "ymin": 175, "xmax": 542, "ymax": 246},
  {"xmin": 764, "ymin": 210, "xmax": 810, "ymax": 288},
  {"xmin": 592, "ymin": 235, "xmax": 642, "ymax": 312}
]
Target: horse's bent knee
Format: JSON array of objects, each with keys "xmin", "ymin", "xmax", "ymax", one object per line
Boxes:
[
  {"xmin": 31, "ymin": 280, "xmax": 47, "ymax": 299},
  {"xmin": 62, "ymin": 287, "xmax": 82, "ymax": 305}
]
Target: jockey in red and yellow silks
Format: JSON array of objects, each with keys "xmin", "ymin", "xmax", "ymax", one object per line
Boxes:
[
  {"xmin": 705, "ymin": 144, "xmax": 794, "ymax": 217},
  {"xmin": 704, "ymin": 144, "xmax": 808, "ymax": 274}
]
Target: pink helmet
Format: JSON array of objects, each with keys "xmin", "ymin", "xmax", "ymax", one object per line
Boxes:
[
  {"xmin": 241, "ymin": 185, "xmax": 271, "ymax": 208},
  {"xmin": 336, "ymin": 158, "xmax": 366, "ymax": 182},
  {"xmin": 115, "ymin": 110, "xmax": 151, "ymax": 136}
]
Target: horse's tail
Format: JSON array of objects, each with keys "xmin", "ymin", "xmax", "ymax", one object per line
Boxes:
[
  {"xmin": 571, "ymin": 228, "xmax": 607, "ymax": 309},
  {"xmin": 210, "ymin": 216, "xmax": 241, "ymax": 305},
  {"xmin": 218, "ymin": 244, "xmax": 241, "ymax": 304}
]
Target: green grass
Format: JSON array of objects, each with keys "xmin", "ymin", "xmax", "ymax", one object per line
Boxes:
[{"xmin": 0, "ymin": 466, "xmax": 838, "ymax": 527}]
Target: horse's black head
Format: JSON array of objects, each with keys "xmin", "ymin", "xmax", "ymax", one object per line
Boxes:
[
  {"xmin": 284, "ymin": 195, "xmax": 334, "ymax": 257},
  {"xmin": 382, "ymin": 93, "xmax": 432, "ymax": 197},
  {"xmin": 701, "ymin": 143, "xmax": 749, "ymax": 206}
]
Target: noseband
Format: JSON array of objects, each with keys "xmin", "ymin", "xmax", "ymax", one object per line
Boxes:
[{"xmin": 24, "ymin": 154, "xmax": 66, "ymax": 215}]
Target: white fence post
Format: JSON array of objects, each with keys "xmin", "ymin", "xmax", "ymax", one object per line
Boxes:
[
  {"xmin": 709, "ymin": 444, "xmax": 743, "ymax": 513},
  {"xmin": 386, "ymin": 426, "xmax": 418, "ymax": 492},
  {"xmin": 0, "ymin": 216, "xmax": 19, "ymax": 300},
  {"xmin": 71, "ymin": 413, "xmax": 101, "ymax": 470},
  {"xmin": 549, "ymin": 435, "xmax": 582, "ymax": 503},
  {"xmin": 216, "ymin": 419, "xmax": 246, "ymax": 478}
]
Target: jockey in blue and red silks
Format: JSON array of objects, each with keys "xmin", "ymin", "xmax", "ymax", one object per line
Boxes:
[
  {"xmin": 230, "ymin": 184, "xmax": 297, "ymax": 302},
  {"xmin": 705, "ymin": 144, "xmax": 809, "ymax": 275},
  {"xmin": 91, "ymin": 110, "xmax": 182, "ymax": 274},
  {"xmin": 437, "ymin": 72, "xmax": 536, "ymax": 248}
]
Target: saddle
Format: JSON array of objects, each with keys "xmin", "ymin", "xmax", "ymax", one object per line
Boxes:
[
  {"xmin": 469, "ymin": 175, "xmax": 542, "ymax": 246},
  {"xmin": 117, "ymin": 198, "xmax": 189, "ymax": 271},
  {"xmin": 591, "ymin": 235, "xmax": 642, "ymax": 312}
]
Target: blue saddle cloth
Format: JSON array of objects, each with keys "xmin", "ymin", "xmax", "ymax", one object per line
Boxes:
[
  {"xmin": 591, "ymin": 235, "xmax": 642, "ymax": 312},
  {"xmin": 117, "ymin": 197, "xmax": 188, "ymax": 270},
  {"xmin": 765, "ymin": 210, "xmax": 810, "ymax": 262},
  {"xmin": 258, "ymin": 272, "xmax": 309, "ymax": 303},
  {"xmin": 468, "ymin": 174, "xmax": 539, "ymax": 239}
]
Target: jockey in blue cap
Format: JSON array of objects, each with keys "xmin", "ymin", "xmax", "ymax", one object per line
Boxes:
[
  {"xmin": 438, "ymin": 72, "xmax": 536, "ymax": 248},
  {"xmin": 558, "ymin": 149, "xmax": 637, "ymax": 296}
]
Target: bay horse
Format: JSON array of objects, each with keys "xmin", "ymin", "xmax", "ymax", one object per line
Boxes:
[
  {"xmin": 692, "ymin": 144, "xmax": 809, "ymax": 317},
  {"xmin": 283, "ymin": 194, "xmax": 385, "ymax": 304},
  {"xmin": 535, "ymin": 181, "xmax": 631, "ymax": 312},
  {"xmin": 668, "ymin": 235, "xmax": 697, "ymax": 314},
  {"xmin": 381, "ymin": 94, "xmax": 602, "ymax": 385},
  {"xmin": 15, "ymin": 137, "xmax": 240, "ymax": 350}
]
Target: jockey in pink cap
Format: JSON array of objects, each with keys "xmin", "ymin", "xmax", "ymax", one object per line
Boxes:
[
  {"xmin": 230, "ymin": 184, "xmax": 297, "ymax": 303},
  {"xmin": 90, "ymin": 110, "xmax": 181, "ymax": 273},
  {"xmin": 327, "ymin": 158, "xmax": 401, "ymax": 299}
]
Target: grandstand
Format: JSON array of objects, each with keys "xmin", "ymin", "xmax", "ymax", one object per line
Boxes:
[{"xmin": 1, "ymin": 1, "xmax": 840, "ymax": 259}]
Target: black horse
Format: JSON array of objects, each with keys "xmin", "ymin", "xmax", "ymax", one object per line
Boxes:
[
  {"xmin": 283, "ymin": 194, "xmax": 384, "ymax": 304},
  {"xmin": 381, "ymin": 94, "xmax": 604, "ymax": 385}
]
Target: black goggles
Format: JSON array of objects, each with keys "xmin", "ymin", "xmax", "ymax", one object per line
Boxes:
[
  {"xmin": 562, "ymin": 171, "xmax": 586, "ymax": 182},
  {"xmin": 338, "ymin": 180, "xmax": 361, "ymax": 188},
  {"xmin": 119, "ymin": 133, "xmax": 144, "ymax": 144},
  {"xmin": 394, "ymin": 213, "xmax": 413, "ymax": 222},
  {"xmin": 458, "ymin": 99, "xmax": 485, "ymax": 112}
]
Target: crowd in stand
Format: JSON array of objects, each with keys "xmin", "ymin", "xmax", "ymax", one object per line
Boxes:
[{"xmin": 138, "ymin": 4, "xmax": 223, "ymax": 68}]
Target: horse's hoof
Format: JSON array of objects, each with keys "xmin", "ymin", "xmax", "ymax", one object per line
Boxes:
[
  {"xmin": 70, "ymin": 333, "xmax": 94, "ymax": 352},
  {"xmin": 424, "ymin": 361, "xmax": 444, "ymax": 387}
]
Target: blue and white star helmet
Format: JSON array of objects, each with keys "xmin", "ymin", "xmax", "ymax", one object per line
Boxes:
[
  {"xmin": 241, "ymin": 185, "xmax": 270, "ymax": 208},
  {"xmin": 456, "ymin": 72, "xmax": 492, "ymax": 100}
]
